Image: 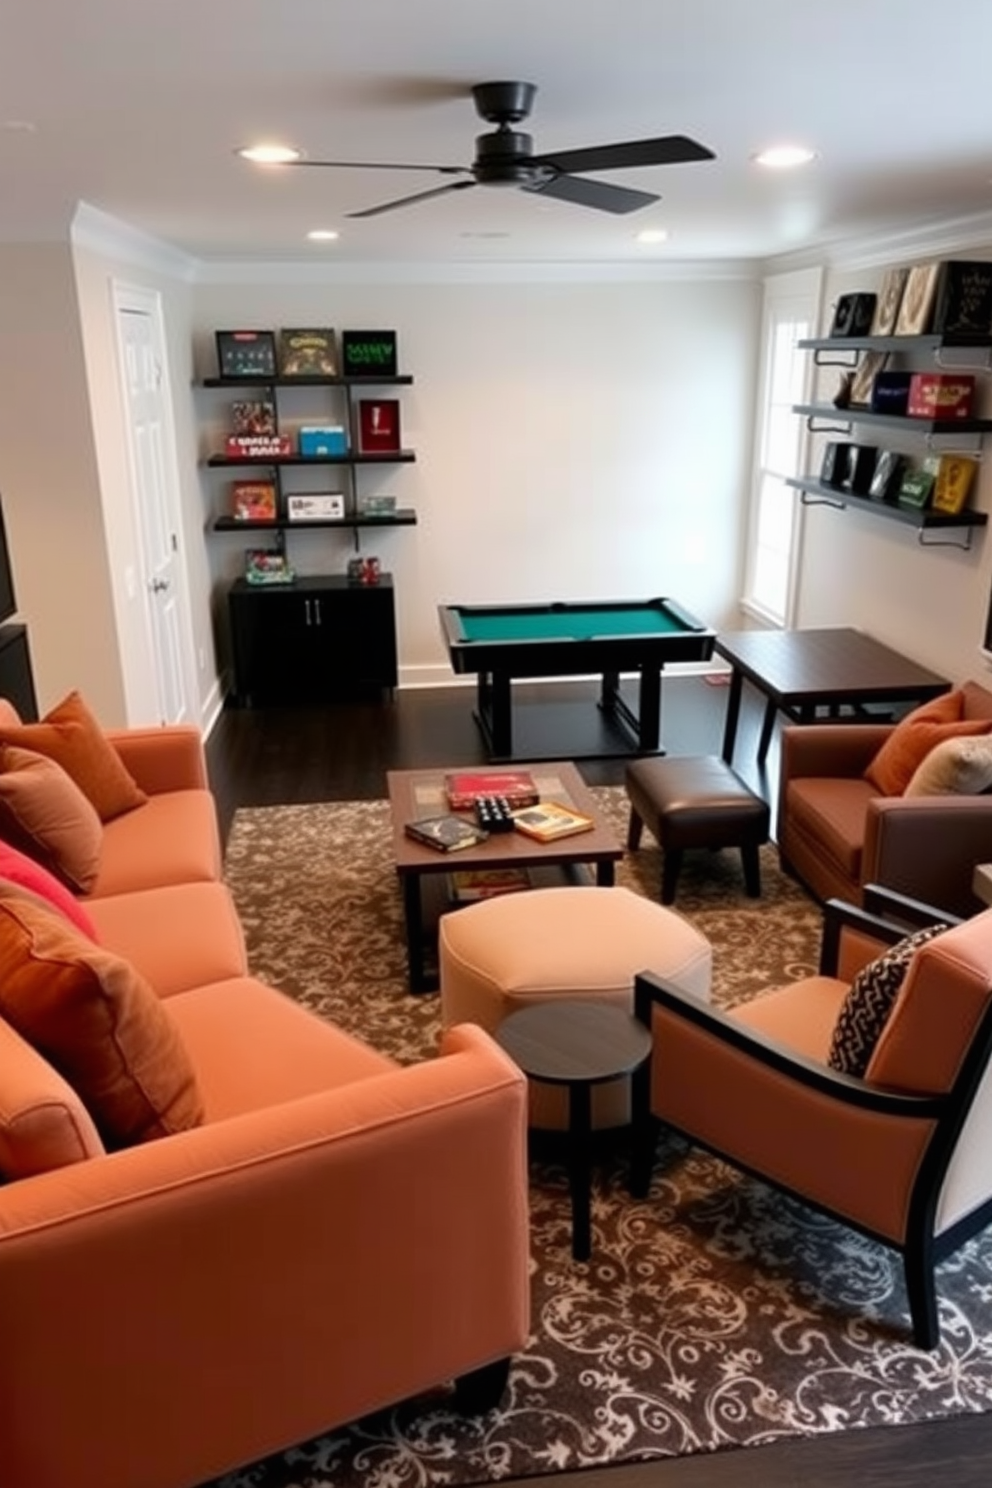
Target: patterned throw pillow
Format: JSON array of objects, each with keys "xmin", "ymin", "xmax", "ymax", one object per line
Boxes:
[{"xmin": 827, "ymin": 925, "xmax": 947, "ymax": 1077}]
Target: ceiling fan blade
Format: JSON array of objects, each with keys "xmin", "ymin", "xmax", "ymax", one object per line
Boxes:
[
  {"xmin": 289, "ymin": 159, "xmax": 466, "ymax": 175},
  {"xmin": 347, "ymin": 179, "xmax": 477, "ymax": 219},
  {"xmin": 526, "ymin": 172, "xmax": 659, "ymax": 215},
  {"xmin": 534, "ymin": 134, "xmax": 715, "ymax": 175}
]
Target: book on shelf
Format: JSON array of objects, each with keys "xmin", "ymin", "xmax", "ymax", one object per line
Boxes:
[
  {"xmin": 448, "ymin": 867, "xmax": 531, "ymax": 902},
  {"xmin": 244, "ymin": 548, "xmax": 295, "ymax": 586},
  {"xmin": 510, "ymin": 801, "xmax": 595, "ymax": 843},
  {"xmin": 932, "ymin": 455, "xmax": 978, "ymax": 515},
  {"xmin": 404, "ymin": 815, "xmax": 489, "ymax": 853},
  {"xmin": 357, "ymin": 399, "xmax": 401, "ymax": 453},
  {"xmin": 231, "ymin": 480, "xmax": 277, "ymax": 521},
  {"xmin": 277, "ymin": 327, "xmax": 338, "ymax": 377},
  {"xmin": 341, "ymin": 329, "xmax": 398, "ymax": 378},
  {"xmin": 224, "ymin": 433, "xmax": 293, "ymax": 459},
  {"xmin": 215, "ymin": 329, "xmax": 277, "ymax": 380},
  {"xmin": 445, "ymin": 770, "xmax": 540, "ymax": 811},
  {"xmin": 231, "ymin": 400, "xmax": 276, "ymax": 436}
]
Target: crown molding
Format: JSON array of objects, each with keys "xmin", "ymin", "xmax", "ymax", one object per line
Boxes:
[
  {"xmin": 189, "ymin": 256, "xmax": 759, "ymax": 286},
  {"xmin": 762, "ymin": 210, "xmax": 992, "ymax": 277},
  {"xmin": 70, "ymin": 202, "xmax": 198, "ymax": 281}
]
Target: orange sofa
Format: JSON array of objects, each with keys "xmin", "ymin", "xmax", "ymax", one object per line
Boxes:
[{"xmin": 0, "ymin": 719, "xmax": 531, "ymax": 1488}]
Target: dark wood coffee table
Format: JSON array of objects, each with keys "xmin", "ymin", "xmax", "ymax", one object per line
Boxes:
[
  {"xmin": 715, "ymin": 627, "xmax": 950, "ymax": 766},
  {"xmin": 494, "ymin": 1001, "xmax": 652, "ymax": 1262},
  {"xmin": 387, "ymin": 762, "xmax": 623, "ymax": 993}
]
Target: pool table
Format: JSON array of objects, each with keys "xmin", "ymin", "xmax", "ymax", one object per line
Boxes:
[{"xmin": 438, "ymin": 598, "xmax": 716, "ymax": 759}]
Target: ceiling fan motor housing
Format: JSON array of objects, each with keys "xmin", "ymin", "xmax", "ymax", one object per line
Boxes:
[{"xmin": 473, "ymin": 128, "xmax": 542, "ymax": 186}]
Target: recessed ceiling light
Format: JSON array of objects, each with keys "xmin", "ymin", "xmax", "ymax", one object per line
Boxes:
[
  {"xmin": 636, "ymin": 229, "xmax": 669, "ymax": 244},
  {"xmin": 237, "ymin": 143, "xmax": 302, "ymax": 165},
  {"xmin": 753, "ymin": 144, "xmax": 816, "ymax": 170},
  {"xmin": 307, "ymin": 229, "xmax": 340, "ymax": 241}
]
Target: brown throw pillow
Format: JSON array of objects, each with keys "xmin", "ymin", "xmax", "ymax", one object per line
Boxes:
[
  {"xmin": 0, "ymin": 744, "xmax": 103, "ymax": 894},
  {"xmin": 0, "ymin": 690, "xmax": 147, "ymax": 822},
  {"xmin": 864, "ymin": 690, "xmax": 992, "ymax": 796},
  {"xmin": 0, "ymin": 882, "xmax": 204, "ymax": 1149}
]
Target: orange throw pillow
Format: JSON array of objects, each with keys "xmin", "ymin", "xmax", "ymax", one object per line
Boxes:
[
  {"xmin": 0, "ymin": 745, "xmax": 103, "ymax": 894},
  {"xmin": 0, "ymin": 691, "xmax": 147, "ymax": 822},
  {"xmin": 864, "ymin": 691, "xmax": 992, "ymax": 796},
  {"xmin": 0, "ymin": 883, "xmax": 204, "ymax": 1149}
]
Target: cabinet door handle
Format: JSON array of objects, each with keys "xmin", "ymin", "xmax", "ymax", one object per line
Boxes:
[
  {"xmin": 304, "ymin": 599, "xmax": 312, "ymax": 626},
  {"xmin": 314, "ymin": 598, "xmax": 322, "ymax": 625}
]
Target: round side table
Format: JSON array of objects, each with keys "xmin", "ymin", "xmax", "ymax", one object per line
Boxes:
[{"xmin": 494, "ymin": 1000, "xmax": 652, "ymax": 1262}]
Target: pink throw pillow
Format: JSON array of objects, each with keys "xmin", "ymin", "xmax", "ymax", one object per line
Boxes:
[{"xmin": 0, "ymin": 840, "xmax": 98, "ymax": 939}]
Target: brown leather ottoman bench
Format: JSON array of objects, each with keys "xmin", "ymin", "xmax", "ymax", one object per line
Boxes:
[{"xmin": 625, "ymin": 755, "xmax": 770, "ymax": 904}]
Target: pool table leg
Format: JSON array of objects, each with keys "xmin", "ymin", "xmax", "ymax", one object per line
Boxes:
[
  {"xmin": 475, "ymin": 669, "xmax": 513, "ymax": 757},
  {"xmin": 599, "ymin": 667, "xmax": 662, "ymax": 752}
]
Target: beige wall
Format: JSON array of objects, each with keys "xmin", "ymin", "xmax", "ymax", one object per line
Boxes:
[{"xmin": 0, "ymin": 244, "xmax": 123, "ymax": 719}]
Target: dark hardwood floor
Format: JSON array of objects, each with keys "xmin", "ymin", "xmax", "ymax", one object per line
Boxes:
[{"xmin": 204, "ymin": 674, "xmax": 992, "ymax": 1488}]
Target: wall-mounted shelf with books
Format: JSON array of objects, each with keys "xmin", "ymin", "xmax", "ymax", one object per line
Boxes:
[
  {"xmin": 785, "ymin": 476, "xmax": 989, "ymax": 549},
  {"xmin": 798, "ymin": 333, "xmax": 992, "ymax": 368},
  {"xmin": 212, "ymin": 510, "xmax": 418, "ymax": 533},
  {"xmin": 792, "ymin": 402, "xmax": 992, "ymax": 439}
]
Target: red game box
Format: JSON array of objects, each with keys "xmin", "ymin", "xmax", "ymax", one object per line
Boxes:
[{"xmin": 907, "ymin": 373, "xmax": 976, "ymax": 421}]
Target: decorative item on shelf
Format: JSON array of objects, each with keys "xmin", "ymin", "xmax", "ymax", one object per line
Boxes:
[
  {"xmin": 932, "ymin": 455, "xmax": 979, "ymax": 515},
  {"xmin": 832, "ymin": 371, "xmax": 853, "ymax": 409},
  {"xmin": 869, "ymin": 371, "xmax": 914, "ymax": 417},
  {"xmin": 215, "ymin": 330, "xmax": 277, "ymax": 379},
  {"xmin": 244, "ymin": 548, "xmax": 295, "ymax": 585},
  {"xmin": 231, "ymin": 400, "xmax": 276, "ymax": 435},
  {"xmin": 894, "ymin": 263, "xmax": 941, "ymax": 335},
  {"xmin": 225, "ymin": 431, "xmax": 293, "ymax": 459},
  {"xmin": 341, "ymin": 330, "xmax": 398, "ymax": 378},
  {"xmin": 930, "ymin": 262, "xmax": 992, "ymax": 338},
  {"xmin": 358, "ymin": 400, "xmax": 401, "ymax": 453},
  {"xmin": 231, "ymin": 480, "xmax": 277, "ymax": 521},
  {"xmin": 828, "ymin": 292, "xmax": 877, "ymax": 338},
  {"xmin": 347, "ymin": 555, "xmax": 381, "ymax": 585},
  {"xmin": 841, "ymin": 444, "xmax": 879, "ymax": 495},
  {"xmin": 820, "ymin": 441, "xmax": 854, "ymax": 488},
  {"xmin": 869, "ymin": 267, "xmax": 910, "ymax": 336},
  {"xmin": 907, "ymin": 372, "xmax": 976, "ymax": 420},
  {"xmin": 896, "ymin": 455, "xmax": 940, "ymax": 510},
  {"xmin": 286, "ymin": 493, "xmax": 345, "ymax": 522},
  {"xmin": 357, "ymin": 494, "xmax": 397, "ymax": 516},
  {"xmin": 277, "ymin": 328, "xmax": 338, "ymax": 377},
  {"xmin": 849, "ymin": 350, "xmax": 888, "ymax": 407},
  {"xmin": 868, "ymin": 450, "xmax": 905, "ymax": 502},
  {"xmin": 297, "ymin": 425, "xmax": 347, "ymax": 456}
]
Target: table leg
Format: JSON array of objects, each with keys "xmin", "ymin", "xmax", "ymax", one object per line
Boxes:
[
  {"xmin": 637, "ymin": 665, "xmax": 662, "ymax": 752},
  {"xmin": 401, "ymin": 874, "xmax": 430, "ymax": 994},
  {"xmin": 489, "ymin": 670, "xmax": 513, "ymax": 757},
  {"xmin": 568, "ymin": 1080, "xmax": 593, "ymax": 1262},
  {"xmin": 757, "ymin": 697, "xmax": 778, "ymax": 763},
  {"xmin": 595, "ymin": 860, "xmax": 616, "ymax": 887},
  {"xmin": 720, "ymin": 669, "xmax": 744, "ymax": 764}
]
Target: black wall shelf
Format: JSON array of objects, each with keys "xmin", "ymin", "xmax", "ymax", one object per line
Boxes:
[
  {"xmin": 213, "ymin": 511, "xmax": 417, "ymax": 533},
  {"xmin": 793, "ymin": 402, "xmax": 992, "ymax": 437},
  {"xmin": 786, "ymin": 476, "xmax": 988, "ymax": 548},
  {"xmin": 202, "ymin": 375, "xmax": 414, "ymax": 389}
]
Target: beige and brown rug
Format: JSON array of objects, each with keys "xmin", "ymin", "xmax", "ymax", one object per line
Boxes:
[{"xmin": 212, "ymin": 788, "xmax": 992, "ymax": 1488}]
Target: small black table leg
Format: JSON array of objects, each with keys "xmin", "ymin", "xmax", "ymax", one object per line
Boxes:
[
  {"xmin": 401, "ymin": 874, "xmax": 429, "ymax": 994},
  {"xmin": 637, "ymin": 665, "xmax": 662, "ymax": 752},
  {"xmin": 721, "ymin": 669, "xmax": 744, "ymax": 764},
  {"xmin": 568, "ymin": 1080, "xmax": 593, "ymax": 1262},
  {"xmin": 489, "ymin": 671, "xmax": 513, "ymax": 758},
  {"xmin": 757, "ymin": 697, "xmax": 778, "ymax": 762}
]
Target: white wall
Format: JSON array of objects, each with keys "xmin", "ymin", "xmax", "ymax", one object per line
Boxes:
[
  {"xmin": 794, "ymin": 255, "xmax": 992, "ymax": 687},
  {"xmin": 193, "ymin": 269, "xmax": 761, "ymax": 685}
]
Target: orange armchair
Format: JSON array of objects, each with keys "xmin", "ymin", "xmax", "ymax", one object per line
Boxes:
[
  {"xmin": 631, "ymin": 888, "xmax": 992, "ymax": 1349},
  {"xmin": 777, "ymin": 679, "xmax": 992, "ymax": 917}
]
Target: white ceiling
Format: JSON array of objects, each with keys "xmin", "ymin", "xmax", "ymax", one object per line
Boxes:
[{"xmin": 4, "ymin": 0, "xmax": 992, "ymax": 268}]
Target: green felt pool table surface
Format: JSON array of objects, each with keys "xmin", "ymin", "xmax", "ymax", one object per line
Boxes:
[{"xmin": 450, "ymin": 601, "xmax": 695, "ymax": 643}]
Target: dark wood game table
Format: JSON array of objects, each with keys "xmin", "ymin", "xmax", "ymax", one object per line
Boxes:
[{"xmin": 715, "ymin": 627, "xmax": 951, "ymax": 765}]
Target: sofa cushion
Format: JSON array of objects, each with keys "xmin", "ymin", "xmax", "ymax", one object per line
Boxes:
[
  {"xmin": 827, "ymin": 924, "xmax": 948, "ymax": 1077},
  {"xmin": 166, "ymin": 977, "xmax": 397, "ymax": 1120},
  {"xmin": 84, "ymin": 790, "xmax": 222, "ymax": 899},
  {"xmin": 864, "ymin": 690, "xmax": 992, "ymax": 796},
  {"xmin": 903, "ymin": 734, "xmax": 992, "ymax": 797},
  {"xmin": 0, "ymin": 690, "xmax": 148, "ymax": 822},
  {"xmin": 0, "ymin": 838, "xmax": 99, "ymax": 937},
  {"xmin": 0, "ymin": 1013, "xmax": 106, "ymax": 1178},
  {"xmin": 0, "ymin": 883, "xmax": 204, "ymax": 1148},
  {"xmin": 86, "ymin": 882, "xmax": 248, "ymax": 997},
  {"xmin": 0, "ymin": 744, "xmax": 103, "ymax": 894},
  {"xmin": 783, "ymin": 776, "xmax": 876, "ymax": 881}
]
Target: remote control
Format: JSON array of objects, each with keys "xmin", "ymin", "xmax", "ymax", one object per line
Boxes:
[{"xmin": 474, "ymin": 795, "xmax": 516, "ymax": 832}]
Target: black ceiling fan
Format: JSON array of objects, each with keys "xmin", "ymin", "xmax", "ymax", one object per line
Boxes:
[{"xmin": 284, "ymin": 81, "xmax": 715, "ymax": 219}]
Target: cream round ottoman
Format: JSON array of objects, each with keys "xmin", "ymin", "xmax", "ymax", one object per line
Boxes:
[{"xmin": 439, "ymin": 885, "xmax": 712, "ymax": 1130}]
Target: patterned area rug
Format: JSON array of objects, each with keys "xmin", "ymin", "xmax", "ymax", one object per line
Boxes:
[{"xmin": 213, "ymin": 788, "xmax": 992, "ymax": 1488}]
